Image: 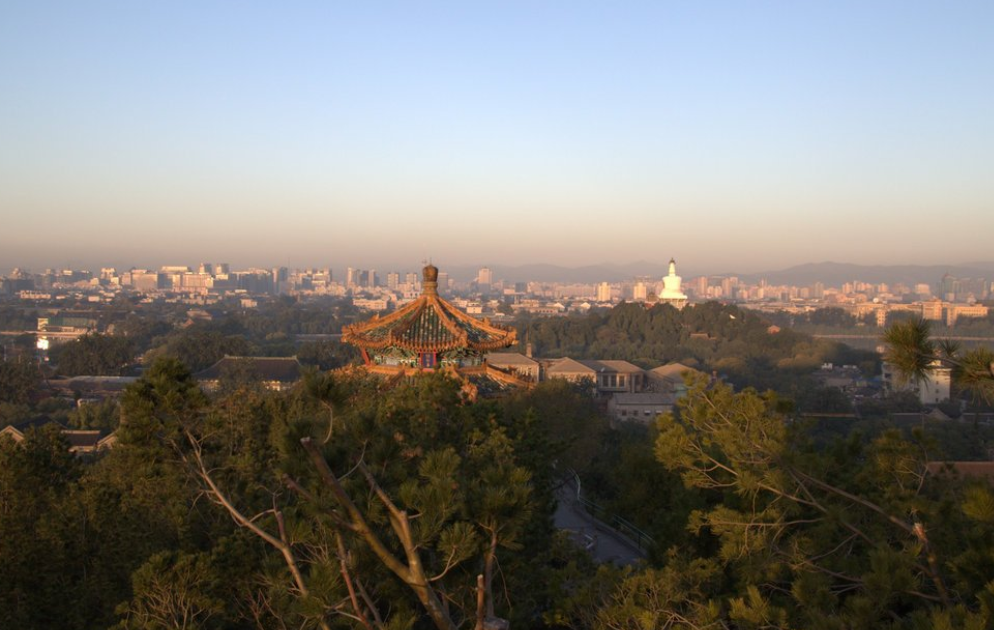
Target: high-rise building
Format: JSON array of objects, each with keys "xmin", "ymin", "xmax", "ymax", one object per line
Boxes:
[
  {"xmin": 347, "ymin": 267, "xmax": 369, "ymax": 289},
  {"xmin": 597, "ymin": 282, "xmax": 611, "ymax": 302},
  {"xmin": 273, "ymin": 267, "xmax": 289, "ymax": 294},
  {"xmin": 690, "ymin": 276, "xmax": 708, "ymax": 297},
  {"xmin": 477, "ymin": 267, "xmax": 493, "ymax": 288},
  {"xmin": 130, "ymin": 270, "xmax": 163, "ymax": 292},
  {"xmin": 633, "ymin": 281, "xmax": 647, "ymax": 302},
  {"xmin": 386, "ymin": 272, "xmax": 400, "ymax": 290},
  {"xmin": 721, "ymin": 277, "xmax": 738, "ymax": 296}
]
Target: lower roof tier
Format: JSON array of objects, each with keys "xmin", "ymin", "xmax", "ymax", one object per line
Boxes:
[{"xmin": 343, "ymin": 292, "xmax": 516, "ymax": 354}]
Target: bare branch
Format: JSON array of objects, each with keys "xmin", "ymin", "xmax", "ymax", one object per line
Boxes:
[
  {"xmin": 300, "ymin": 437, "xmax": 412, "ymax": 582},
  {"xmin": 181, "ymin": 430, "xmax": 329, "ymax": 630}
]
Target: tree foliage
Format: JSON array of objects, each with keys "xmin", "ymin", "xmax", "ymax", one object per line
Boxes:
[
  {"xmin": 142, "ymin": 330, "xmax": 251, "ymax": 373},
  {"xmin": 96, "ymin": 362, "xmax": 564, "ymax": 629},
  {"xmin": 0, "ymin": 355, "xmax": 41, "ymax": 405},
  {"xmin": 5, "ymin": 312, "xmax": 994, "ymax": 630},
  {"xmin": 519, "ymin": 302, "xmax": 876, "ymax": 393},
  {"xmin": 52, "ymin": 333, "xmax": 136, "ymax": 376},
  {"xmin": 645, "ymin": 374, "xmax": 994, "ymax": 628},
  {"xmin": 884, "ymin": 317, "xmax": 994, "ymax": 404}
]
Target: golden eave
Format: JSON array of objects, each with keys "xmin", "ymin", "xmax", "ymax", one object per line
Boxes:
[{"xmin": 342, "ymin": 293, "xmax": 516, "ymax": 354}]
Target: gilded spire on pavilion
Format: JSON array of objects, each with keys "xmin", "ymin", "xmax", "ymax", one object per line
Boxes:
[{"xmin": 342, "ymin": 264, "xmax": 517, "ymax": 370}]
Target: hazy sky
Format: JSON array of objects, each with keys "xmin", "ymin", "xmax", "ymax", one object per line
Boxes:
[{"xmin": 1, "ymin": 1, "xmax": 992, "ymax": 274}]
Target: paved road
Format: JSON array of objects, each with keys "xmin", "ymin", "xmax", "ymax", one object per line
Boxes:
[{"xmin": 553, "ymin": 480, "xmax": 645, "ymax": 566}]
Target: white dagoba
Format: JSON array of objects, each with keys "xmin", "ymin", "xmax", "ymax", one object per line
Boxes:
[{"xmin": 659, "ymin": 258, "xmax": 688, "ymax": 308}]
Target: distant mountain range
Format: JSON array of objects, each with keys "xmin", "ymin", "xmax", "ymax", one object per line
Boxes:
[
  {"xmin": 438, "ymin": 261, "xmax": 994, "ymax": 286},
  {"xmin": 440, "ymin": 261, "xmax": 671, "ymax": 283},
  {"xmin": 735, "ymin": 262, "xmax": 994, "ymax": 287}
]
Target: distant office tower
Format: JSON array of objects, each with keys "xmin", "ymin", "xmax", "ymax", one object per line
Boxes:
[
  {"xmin": 216, "ymin": 263, "xmax": 230, "ymax": 275},
  {"xmin": 633, "ymin": 281, "xmax": 647, "ymax": 301},
  {"xmin": 940, "ymin": 273, "xmax": 956, "ymax": 300},
  {"xmin": 346, "ymin": 267, "xmax": 361, "ymax": 289},
  {"xmin": 180, "ymin": 273, "xmax": 211, "ymax": 290},
  {"xmin": 131, "ymin": 270, "xmax": 163, "ymax": 292},
  {"xmin": 437, "ymin": 272, "xmax": 449, "ymax": 293},
  {"xmin": 199, "ymin": 263, "xmax": 213, "ymax": 275},
  {"xmin": 597, "ymin": 282, "xmax": 611, "ymax": 302},
  {"xmin": 405, "ymin": 272, "xmax": 418, "ymax": 286},
  {"xmin": 477, "ymin": 267, "xmax": 493, "ymax": 287},
  {"xmin": 691, "ymin": 276, "xmax": 707, "ymax": 296},
  {"xmin": 273, "ymin": 267, "xmax": 289, "ymax": 294},
  {"xmin": 387, "ymin": 272, "xmax": 400, "ymax": 290}
]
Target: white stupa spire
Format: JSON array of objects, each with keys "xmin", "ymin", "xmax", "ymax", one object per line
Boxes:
[{"xmin": 659, "ymin": 257, "xmax": 687, "ymax": 305}]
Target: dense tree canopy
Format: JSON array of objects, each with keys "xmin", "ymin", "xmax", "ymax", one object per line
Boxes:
[
  {"xmin": 1, "ymin": 358, "xmax": 594, "ymax": 629},
  {"xmin": 52, "ymin": 333, "xmax": 136, "ymax": 376},
  {"xmin": 519, "ymin": 302, "xmax": 877, "ymax": 394},
  {"xmin": 884, "ymin": 318, "xmax": 994, "ymax": 405},
  {"xmin": 142, "ymin": 329, "xmax": 252, "ymax": 373},
  {"xmin": 0, "ymin": 355, "xmax": 41, "ymax": 405},
  {"xmin": 3, "ymin": 310, "xmax": 994, "ymax": 629}
]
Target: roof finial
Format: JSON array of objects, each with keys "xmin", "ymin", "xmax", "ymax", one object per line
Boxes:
[{"xmin": 422, "ymin": 262, "xmax": 439, "ymax": 296}]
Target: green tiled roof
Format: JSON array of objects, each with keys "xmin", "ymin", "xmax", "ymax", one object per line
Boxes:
[{"xmin": 343, "ymin": 295, "xmax": 515, "ymax": 354}]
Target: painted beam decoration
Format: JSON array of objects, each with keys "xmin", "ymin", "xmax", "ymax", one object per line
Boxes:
[{"xmin": 342, "ymin": 264, "xmax": 517, "ymax": 372}]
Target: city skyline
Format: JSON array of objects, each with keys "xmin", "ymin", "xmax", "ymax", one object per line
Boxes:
[
  {"xmin": 2, "ymin": 2, "xmax": 993, "ymax": 272},
  {"xmin": 6, "ymin": 254, "xmax": 994, "ymax": 281},
  {"xmin": 6, "ymin": 257, "xmax": 994, "ymax": 290},
  {"xmin": 6, "ymin": 256, "xmax": 991, "ymax": 339}
]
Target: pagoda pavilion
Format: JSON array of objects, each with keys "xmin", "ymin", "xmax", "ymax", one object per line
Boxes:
[{"xmin": 342, "ymin": 264, "xmax": 531, "ymax": 389}]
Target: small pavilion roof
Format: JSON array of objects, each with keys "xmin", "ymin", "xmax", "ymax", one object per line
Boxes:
[
  {"xmin": 649, "ymin": 363, "xmax": 702, "ymax": 382},
  {"xmin": 578, "ymin": 360, "xmax": 644, "ymax": 374},
  {"xmin": 485, "ymin": 352, "xmax": 538, "ymax": 367},
  {"xmin": 545, "ymin": 357, "xmax": 596, "ymax": 376},
  {"xmin": 342, "ymin": 265, "xmax": 516, "ymax": 354}
]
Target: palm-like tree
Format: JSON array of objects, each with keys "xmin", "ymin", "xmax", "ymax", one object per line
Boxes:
[{"xmin": 882, "ymin": 317, "xmax": 994, "ymax": 404}]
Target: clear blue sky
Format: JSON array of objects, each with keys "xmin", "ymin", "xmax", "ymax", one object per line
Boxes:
[{"xmin": 1, "ymin": 1, "xmax": 992, "ymax": 274}]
